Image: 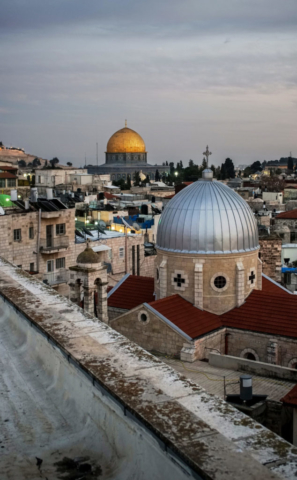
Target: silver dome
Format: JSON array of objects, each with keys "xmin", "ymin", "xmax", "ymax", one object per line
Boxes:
[{"xmin": 156, "ymin": 177, "xmax": 259, "ymax": 254}]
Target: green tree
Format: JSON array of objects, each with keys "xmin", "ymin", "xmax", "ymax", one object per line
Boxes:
[
  {"xmin": 249, "ymin": 161, "xmax": 262, "ymax": 173},
  {"xmin": 126, "ymin": 175, "xmax": 131, "ymax": 189},
  {"xmin": 133, "ymin": 171, "xmax": 141, "ymax": 185},
  {"xmin": 67, "ymin": 162, "xmax": 73, "ymax": 167},
  {"xmin": 32, "ymin": 157, "xmax": 41, "ymax": 167},
  {"xmin": 189, "ymin": 159, "xmax": 194, "ymax": 167},
  {"xmin": 155, "ymin": 169, "xmax": 161, "ymax": 181},
  {"xmin": 49, "ymin": 157, "xmax": 59, "ymax": 168},
  {"xmin": 288, "ymin": 156, "xmax": 294, "ymax": 172},
  {"xmin": 202, "ymin": 157, "xmax": 207, "ymax": 170},
  {"xmin": 18, "ymin": 159, "xmax": 26, "ymax": 168}
]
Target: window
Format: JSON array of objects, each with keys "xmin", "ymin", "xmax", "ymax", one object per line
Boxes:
[
  {"xmin": 56, "ymin": 223, "xmax": 66, "ymax": 235},
  {"xmin": 13, "ymin": 229, "xmax": 21, "ymax": 241},
  {"xmin": 245, "ymin": 353, "xmax": 256, "ymax": 361},
  {"xmin": 56, "ymin": 257, "xmax": 65, "ymax": 269},
  {"xmin": 30, "ymin": 263, "xmax": 34, "ymax": 272},
  {"xmin": 0, "ymin": 179, "xmax": 5, "ymax": 188},
  {"xmin": 119, "ymin": 247, "xmax": 124, "ymax": 259},
  {"xmin": 29, "ymin": 226, "xmax": 34, "ymax": 239},
  {"xmin": 47, "ymin": 260, "xmax": 54, "ymax": 272},
  {"xmin": 7, "ymin": 179, "xmax": 16, "ymax": 187},
  {"xmin": 140, "ymin": 313, "xmax": 147, "ymax": 322},
  {"xmin": 290, "ymin": 232, "xmax": 296, "ymax": 242},
  {"xmin": 214, "ymin": 276, "xmax": 226, "ymax": 289},
  {"xmin": 284, "ymin": 272, "xmax": 291, "ymax": 285}
]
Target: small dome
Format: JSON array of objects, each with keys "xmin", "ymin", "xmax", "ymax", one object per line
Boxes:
[
  {"xmin": 77, "ymin": 243, "xmax": 100, "ymax": 264},
  {"xmin": 106, "ymin": 127, "xmax": 146, "ymax": 153},
  {"xmin": 156, "ymin": 179, "xmax": 259, "ymax": 254}
]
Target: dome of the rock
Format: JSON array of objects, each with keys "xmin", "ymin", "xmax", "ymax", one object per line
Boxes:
[{"xmin": 106, "ymin": 127, "xmax": 146, "ymax": 154}]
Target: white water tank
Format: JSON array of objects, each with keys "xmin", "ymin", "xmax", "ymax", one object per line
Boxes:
[
  {"xmin": 10, "ymin": 190, "xmax": 18, "ymax": 201},
  {"xmin": 46, "ymin": 188, "xmax": 53, "ymax": 200}
]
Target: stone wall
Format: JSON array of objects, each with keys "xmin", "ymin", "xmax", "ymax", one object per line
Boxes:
[
  {"xmin": 108, "ymin": 306, "xmax": 128, "ymax": 320},
  {"xmin": 194, "ymin": 329, "xmax": 226, "ymax": 361},
  {"xmin": 226, "ymin": 329, "xmax": 297, "ymax": 368},
  {"xmin": 155, "ymin": 249, "xmax": 260, "ymax": 315},
  {"xmin": 110, "ymin": 306, "xmax": 185, "ymax": 357},
  {"xmin": 259, "ymin": 236, "xmax": 282, "ymax": 282}
]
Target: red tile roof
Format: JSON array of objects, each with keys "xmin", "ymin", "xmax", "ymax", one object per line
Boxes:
[
  {"xmin": 0, "ymin": 172, "xmax": 17, "ymax": 179},
  {"xmin": 281, "ymin": 384, "xmax": 297, "ymax": 407},
  {"xmin": 104, "ymin": 192, "xmax": 117, "ymax": 200},
  {"xmin": 108, "ymin": 275, "xmax": 155, "ymax": 310},
  {"xmin": 148, "ymin": 295, "xmax": 221, "ymax": 339},
  {"xmin": 109, "ymin": 273, "xmax": 295, "ymax": 340},
  {"xmin": 276, "ymin": 210, "xmax": 297, "ymax": 219},
  {"xmin": 146, "ymin": 276, "xmax": 294, "ymax": 340},
  {"xmin": 0, "ymin": 166, "xmax": 18, "ymax": 171}
]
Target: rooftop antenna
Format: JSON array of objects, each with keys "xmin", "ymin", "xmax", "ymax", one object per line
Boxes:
[
  {"xmin": 125, "ymin": 119, "xmax": 127, "ymax": 127},
  {"xmin": 203, "ymin": 145, "xmax": 212, "ymax": 168},
  {"xmin": 96, "ymin": 142, "xmax": 98, "ymax": 169},
  {"xmin": 85, "ymin": 153, "xmax": 86, "ymax": 167}
]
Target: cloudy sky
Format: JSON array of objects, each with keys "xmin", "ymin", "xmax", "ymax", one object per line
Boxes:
[{"xmin": 1, "ymin": 0, "xmax": 297, "ymax": 167}]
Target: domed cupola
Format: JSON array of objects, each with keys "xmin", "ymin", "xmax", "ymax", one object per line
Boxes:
[
  {"xmin": 155, "ymin": 160, "xmax": 261, "ymax": 316},
  {"xmin": 157, "ymin": 169, "xmax": 259, "ymax": 255}
]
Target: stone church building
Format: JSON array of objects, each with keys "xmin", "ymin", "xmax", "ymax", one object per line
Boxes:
[{"xmin": 71, "ymin": 169, "xmax": 297, "ymax": 367}]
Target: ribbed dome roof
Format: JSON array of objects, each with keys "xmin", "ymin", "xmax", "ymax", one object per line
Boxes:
[
  {"xmin": 77, "ymin": 244, "xmax": 100, "ymax": 264},
  {"xmin": 156, "ymin": 173, "xmax": 259, "ymax": 254},
  {"xmin": 106, "ymin": 127, "xmax": 146, "ymax": 153}
]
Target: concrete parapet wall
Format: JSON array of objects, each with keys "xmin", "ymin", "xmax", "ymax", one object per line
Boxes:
[
  {"xmin": 0, "ymin": 257, "xmax": 296, "ymax": 480},
  {"xmin": 209, "ymin": 353, "xmax": 297, "ymax": 381}
]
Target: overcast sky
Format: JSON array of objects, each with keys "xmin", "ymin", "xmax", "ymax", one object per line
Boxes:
[{"xmin": 1, "ymin": 0, "xmax": 297, "ymax": 167}]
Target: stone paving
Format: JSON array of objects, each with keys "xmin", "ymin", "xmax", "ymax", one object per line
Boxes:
[{"xmin": 162, "ymin": 357, "xmax": 294, "ymax": 402}]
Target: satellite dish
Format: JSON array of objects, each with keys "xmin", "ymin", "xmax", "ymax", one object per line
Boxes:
[
  {"xmin": 98, "ymin": 220, "xmax": 106, "ymax": 229},
  {"xmin": 133, "ymin": 222, "xmax": 141, "ymax": 231},
  {"xmin": 0, "ymin": 207, "xmax": 4, "ymax": 215}
]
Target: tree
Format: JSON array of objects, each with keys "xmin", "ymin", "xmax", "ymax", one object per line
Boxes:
[
  {"xmin": 18, "ymin": 159, "xmax": 26, "ymax": 168},
  {"xmin": 202, "ymin": 158, "xmax": 207, "ymax": 170},
  {"xmin": 32, "ymin": 157, "xmax": 41, "ymax": 167},
  {"xmin": 67, "ymin": 162, "xmax": 73, "ymax": 167},
  {"xmin": 288, "ymin": 156, "xmax": 294, "ymax": 172},
  {"xmin": 127, "ymin": 175, "xmax": 131, "ymax": 189},
  {"xmin": 189, "ymin": 159, "xmax": 194, "ymax": 167},
  {"xmin": 261, "ymin": 176, "xmax": 285, "ymax": 192},
  {"xmin": 155, "ymin": 169, "xmax": 161, "ymax": 181},
  {"xmin": 224, "ymin": 158, "xmax": 235, "ymax": 178},
  {"xmin": 165, "ymin": 161, "xmax": 168, "ymax": 166},
  {"xmin": 145, "ymin": 174, "xmax": 150, "ymax": 184},
  {"xmin": 0, "ymin": 142, "xmax": 3, "ymax": 147},
  {"xmin": 169, "ymin": 162, "xmax": 175, "ymax": 174},
  {"xmin": 210, "ymin": 164, "xmax": 216, "ymax": 177},
  {"xmin": 133, "ymin": 171, "xmax": 141, "ymax": 185},
  {"xmin": 49, "ymin": 157, "xmax": 59, "ymax": 168},
  {"xmin": 250, "ymin": 161, "xmax": 262, "ymax": 173},
  {"xmin": 220, "ymin": 163, "xmax": 227, "ymax": 180}
]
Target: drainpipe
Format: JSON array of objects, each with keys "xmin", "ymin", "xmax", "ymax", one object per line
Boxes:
[
  {"xmin": 125, "ymin": 225, "xmax": 128, "ymax": 274},
  {"xmin": 36, "ymin": 208, "xmax": 41, "ymax": 273},
  {"xmin": 225, "ymin": 333, "xmax": 231, "ymax": 355}
]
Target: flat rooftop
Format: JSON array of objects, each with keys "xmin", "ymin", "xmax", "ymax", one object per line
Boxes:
[{"xmin": 162, "ymin": 358, "xmax": 294, "ymax": 403}]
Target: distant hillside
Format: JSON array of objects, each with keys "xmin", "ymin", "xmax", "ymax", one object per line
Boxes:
[{"xmin": 0, "ymin": 145, "xmax": 47, "ymax": 167}]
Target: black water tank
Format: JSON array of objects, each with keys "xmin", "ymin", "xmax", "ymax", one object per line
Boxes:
[{"xmin": 240, "ymin": 375, "xmax": 253, "ymax": 401}]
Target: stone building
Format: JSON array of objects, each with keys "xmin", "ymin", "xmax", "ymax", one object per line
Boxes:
[
  {"xmin": 106, "ymin": 169, "xmax": 297, "ymax": 367},
  {"xmin": 87, "ymin": 122, "xmax": 170, "ymax": 181},
  {"xmin": 273, "ymin": 210, "xmax": 297, "ymax": 244},
  {"xmin": 259, "ymin": 234, "xmax": 282, "ymax": 282}
]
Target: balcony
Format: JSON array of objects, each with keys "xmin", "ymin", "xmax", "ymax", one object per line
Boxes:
[
  {"xmin": 40, "ymin": 236, "xmax": 69, "ymax": 253},
  {"xmin": 43, "ymin": 269, "xmax": 69, "ymax": 286}
]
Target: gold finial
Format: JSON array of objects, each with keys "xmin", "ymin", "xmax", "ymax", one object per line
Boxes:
[{"xmin": 125, "ymin": 119, "xmax": 127, "ymax": 127}]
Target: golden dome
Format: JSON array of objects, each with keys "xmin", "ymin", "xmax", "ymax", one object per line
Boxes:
[{"xmin": 106, "ymin": 127, "xmax": 146, "ymax": 153}]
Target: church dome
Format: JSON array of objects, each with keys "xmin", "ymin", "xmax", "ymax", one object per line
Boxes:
[
  {"xmin": 156, "ymin": 170, "xmax": 259, "ymax": 254},
  {"xmin": 106, "ymin": 127, "xmax": 146, "ymax": 153}
]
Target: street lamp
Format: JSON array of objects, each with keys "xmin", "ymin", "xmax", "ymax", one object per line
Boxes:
[{"xmin": 174, "ymin": 171, "xmax": 178, "ymax": 177}]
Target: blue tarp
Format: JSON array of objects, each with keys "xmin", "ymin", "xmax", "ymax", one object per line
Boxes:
[
  {"xmin": 113, "ymin": 214, "xmax": 154, "ymax": 229},
  {"xmin": 281, "ymin": 267, "xmax": 297, "ymax": 272}
]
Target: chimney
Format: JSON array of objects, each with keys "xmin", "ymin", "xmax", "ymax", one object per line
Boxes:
[
  {"xmin": 10, "ymin": 190, "xmax": 17, "ymax": 201},
  {"xmin": 46, "ymin": 188, "xmax": 53, "ymax": 200}
]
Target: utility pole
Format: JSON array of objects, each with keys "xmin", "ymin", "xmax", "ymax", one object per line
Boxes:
[{"xmin": 96, "ymin": 143, "xmax": 98, "ymax": 169}]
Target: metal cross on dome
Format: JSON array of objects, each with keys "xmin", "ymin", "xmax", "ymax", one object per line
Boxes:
[{"xmin": 203, "ymin": 145, "xmax": 212, "ymax": 167}]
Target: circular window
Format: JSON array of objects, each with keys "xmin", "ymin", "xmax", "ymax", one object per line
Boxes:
[
  {"xmin": 214, "ymin": 276, "xmax": 226, "ymax": 289},
  {"xmin": 140, "ymin": 313, "xmax": 147, "ymax": 322}
]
